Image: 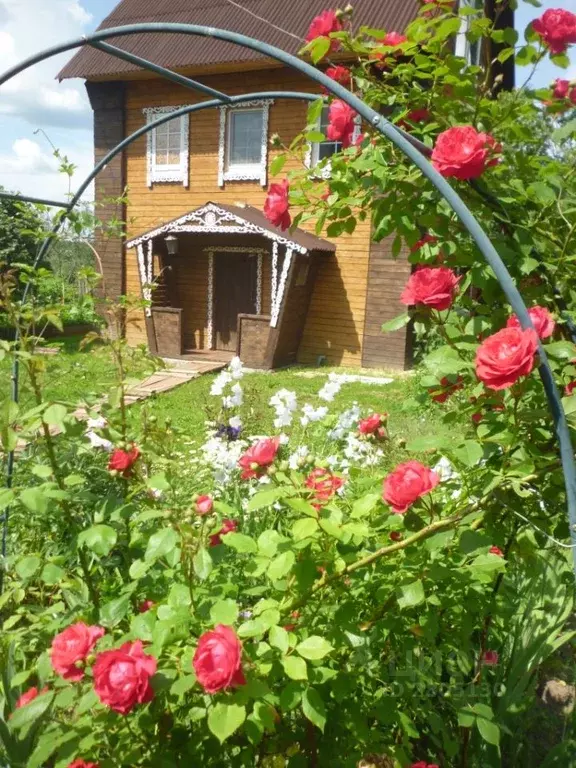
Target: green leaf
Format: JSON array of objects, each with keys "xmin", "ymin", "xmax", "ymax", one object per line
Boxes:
[
  {"xmin": 28, "ymin": 728, "xmax": 76, "ymax": 768},
  {"xmin": 43, "ymin": 404, "xmax": 67, "ymax": 426},
  {"xmin": 270, "ymin": 154, "xmax": 287, "ymax": 177},
  {"xmin": 309, "ymin": 36, "xmax": 331, "ymax": 64},
  {"xmin": 147, "ymin": 473, "xmax": 171, "ymax": 491},
  {"xmin": 292, "ymin": 518, "xmax": 319, "ymax": 541},
  {"xmin": 237, "ymin": 619, "xmax": 267, "ymax": 638},
  {"xmin": 99, "ymin": 594, "xmax": 131, "ymax": 628},
  {"xmin": 452, "ymin": 440, "xmax": 483, "ymax": 468},
  {"xmin": 476, "ymin": 716, "xmax": 500, "ymax": 746},
  {"xmin": 257, "ymin": 529, "xmax": 282, "ymax": 558},
  {"xmin": 0, "ymin": 488, "xmax": 14, "ymax": 512},
  {"xmin": 145, "ymin": 527, "xmax": 179, "ymax": 562},
  {"xmin": 193, "ymin": 547, "xmax": 213, "ymax": 580},
  {"xmin": 171, "ymin": 673, "xmax": 197, "ymax": 697},
  {"xmin": 282, "ymin": 655, "xmax": 307, "ymax": 681},
  {"xmin": 302, "ymin": 687, "xmax": 326, "ymax": 732},
  {"xmin": 296, "ymin": 636, "xmax": 333, "ymax": 661},
  {"xmin": 268, "ymin": 551, "xmax": 295, "ymax": 581},
  {"xmin": 9, "ymin": 690, "xmax": 53, "ymax": 729},
  {"xmin": 397, "ymin": 580, "xmax": 425, "ymax": 610},
  {"xmin": 15, "ymin": 555, "xmax": 41, "ymax": 580},
  {"xmin": 406, "ymin": 434, "xmax": 447, "ymax": 452},
  {"xmin": 381, "ymin": 313, "xmax": 410, "ymax": 333},
  {"xmin": 207, "ymin": 703, "xmax": 246, "ymax": 743},
  {"xmin": 129, "ymin": 559, "xmax": 150, "ymax": 580},
  {"xmin": 247, "ymin": 487, "xmax": 286, "ymax": 512},
  {"xmin": 546, "ymin": 341, "xmax": 576, "ymax": 360},
  {"xmin": 78, "ymin": 524, "xmax": 117, "ymax": 557},
  {"xmin": 351, "ymin": 492, "xmax": 380, "ymax": 519},
  {"xmin": 221, "ymin": 532, "xmax": 257, "ymax": 554},
  {"xmin": 269, "ymin": 625, "xmax": 290, "ymax": 655},
  {"xmin": 285, "ymin": 498, "xmax": 318, "ymax": 518},
  {"xmin": 210, "ymin": 599, "xmax": 239, "ymax": 625},
  {"xmin": 20, "ymin": 487, "xmax": 48, "ymax": 514}
]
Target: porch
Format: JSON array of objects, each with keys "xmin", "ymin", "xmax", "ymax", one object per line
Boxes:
[{"xmin": 126, "ymin": 202, "xmax": 335, "ymax": 369}]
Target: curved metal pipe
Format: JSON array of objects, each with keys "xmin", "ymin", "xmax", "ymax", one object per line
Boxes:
[{"xmin": 0, "ymin": 22, "xmax": 573, "ymax": 572}]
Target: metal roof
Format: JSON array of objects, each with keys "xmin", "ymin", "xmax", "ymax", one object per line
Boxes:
[
  {"xmin": 58, "ymin": 0, "xmax": 420, "ymax": 80},
  {"xmin": 125, "ymin": 202, "xmax": 336, "ymax": 253}
]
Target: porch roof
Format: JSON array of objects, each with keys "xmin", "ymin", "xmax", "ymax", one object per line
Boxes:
[{"xmin": 125, "ymin": 201, "xmax": 336, "ymax": 254}]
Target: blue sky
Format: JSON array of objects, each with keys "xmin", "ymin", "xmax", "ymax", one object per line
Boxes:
[{"xmin": 0, "ymin": 0, "xmax": 573, "ymax": 202}]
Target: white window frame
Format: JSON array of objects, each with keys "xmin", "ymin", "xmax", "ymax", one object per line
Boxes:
[
  {"xmin": 455, "ymin": 0, "xmax": 483, "ymax": 66},
  {"xmin": 143, "ymin": 106, "xmax": 190, "ymax": 188},
  {"xmin": 218, "ymin": 99, "xmax": 273, "ymax": 187},
  {"xmin": 306, "ymin": 105, "xmax": 362, "ymax": 177}
]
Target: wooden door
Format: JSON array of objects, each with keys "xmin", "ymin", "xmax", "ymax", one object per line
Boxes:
[{"xmin": 214, "ymin": 252, "xmax": 257, "ymax": 351}]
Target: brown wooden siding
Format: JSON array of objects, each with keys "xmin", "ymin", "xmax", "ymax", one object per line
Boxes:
[{"xmin": 116, "ymin": 67, "xmax": 407, "ymax": 366}]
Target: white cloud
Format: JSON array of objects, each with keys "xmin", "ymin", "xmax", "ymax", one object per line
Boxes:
[
  {"xmin": 0, "ymin": 139, "xmax": 58, "ymax": 175},
  {"xmin": 67, "ymin": 2, "xmax": 93, "ymax": 26}
]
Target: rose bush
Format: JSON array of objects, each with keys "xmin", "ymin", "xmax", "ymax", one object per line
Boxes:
[{"xmin": 1, "ymin": 2, "xmax": 576, "ymax": 767}]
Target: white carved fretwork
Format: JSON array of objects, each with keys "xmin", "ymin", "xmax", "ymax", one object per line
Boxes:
[
  {"xmin": 136, "ymin": 241, "xmax": 154, "ymax": 316},
  {"xmin": 271, "ymin": 247, "xmax": 293, "ymax": 328},
  {"xmin": 256, "ymin": 253, "xmax": 263, "ymax": 315},
  {"xmin": 143, "ymin": 106, "xmax": 190, "ymax": 188},
  {"xmin": 217, "ymin": 100, "xmax": 273, "ymax": 187},
  {"xmin": 207, "ymin": 251, "xmax": 214, "ymax": 349},
  {"xmin": 271, "ymin": 241, "xmax": 279, "ymax": 309},
  {"xmin": 126, "ymin": 203, "xmax": 307, "ymax": 255}
]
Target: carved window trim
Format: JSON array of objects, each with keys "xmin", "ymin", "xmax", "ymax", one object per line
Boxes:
[
  {"xmin": 143, "ymin": 106, "xmax": 190, "ymax": 188},
  {"xmin": 218, "ymin": 99, "xmax": 273, "ymax": 187}
]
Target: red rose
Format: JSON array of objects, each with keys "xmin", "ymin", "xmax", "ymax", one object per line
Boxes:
[
  {"xmin": 383, "ymin": 461, "xmax": 440, "ymax": 514},
  {"xmin": 305, "ymin": 467, "xmax": 344, "ymax": 506},
  {"xmin": 327, "ymin": 100, "xmax": 357, "ymax": 148},
  {"xmin": 533, "ymin": 9, "xmax": 576, "ymax": 55},
  {"xmin": 15, "ymin": 686, "xmax": 48, "ymax": 710},
  {"xmin": 410, "ymin": 234, "xmax": 437, "ymax": 253},
  {"xmin": 238, "ymin": 437, "xmax": 280, "ymax": 479},
  {"xmin": 411, "ymin": 763, "xmax": 440, "ymax": 768},
  {"xmin": 68, "ymin": 761, "xmax": 99, "ymax": 768},
  {"xmin": 400, "ymin": 266, "xmax": 460, "ymax": 311},
  {"xmin": 195, "ymin": 494, "xmax": 214, "ymax": 515},
  {"xmin": 489, "ymin": 545, "xmax": 504, "ymax": 557},
  {"xmin": 193, "ymin": 625, "xmax": 246, "ymax": 694},
  {"xmin": 389, "ymin": 531, "xmax": 403, "ymax": 542},
  {"xmin": 566, "ymin": 381, "xmax": 576, "ymax": 396},
  {"xmin": 108, "ymin": 445, "xmax": 140, "ymax": 476},
  {"xmin": 209, "ymin": 518, "xmax": 238, "ymax": 547},
  {"xmin": 482, "ymin": 650, "xmax": 499, "ymax": 666},
  {"xmin": 93, "ymin": 640, "xmax": 156, "ymax": 714},
  {"xmin": 432, "ymin": 126, "xmax": 500, "ymax": 180},
  {"xmin": 264, "ymin": 180, "xmax": 291, "ymax": 231},
  {"xmin": 380, "ymin": 31, "xmax": 408, "ymax": 47},
  {"xmin": 50, "ymin": 622, "xmax": 105, "ymax": 681},
  {"xmin": 138, "ymin": 599, "xmax": 155, "ymax": 613},
  {"xmin": 358, "ymin": 413, "xmax": 388, "ymax": 435},
  {"xmin": 324, "ymin": 65, "xmax": 352, "ymax": 90},
  {"xmin": 571, "ymin": 87, "xmax": 576, "ymax": 105},
  {"xmin": 475, "ymin": 327, "xmax": 539, "ymax": 391},
  {"xmin": 428, "ymin": 375, "xmax": 464, "ymax": 403},
  {"xmin": 506, "ymin": 305, "xmax": 555, "ymax": 340},
  {"xmin": 553, "ymin": 78, "xmax": 570, "ymax": 98},
  {"xmin": 305, "ymin": 10, "xmax": 343, "ymax": 50},
  {"xmin": 405, "ymin": 108, "xmax": 430, "ymax": 124}
]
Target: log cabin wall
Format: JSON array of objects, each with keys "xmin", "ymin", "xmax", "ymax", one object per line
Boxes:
[{"xmin": 117, "ymin": 66, "xmax": 408, "ymax": 368}]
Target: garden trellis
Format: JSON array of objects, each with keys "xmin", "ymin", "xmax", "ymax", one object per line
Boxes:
[{"xmin": 1, "ymin": 21, "xmax": 575, "ymax": 582}]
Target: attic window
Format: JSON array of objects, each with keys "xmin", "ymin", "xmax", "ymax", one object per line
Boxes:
[
  {"xmin": 218, "ymin": 99, "xmax": 273, "ymax": 187},
  {"xmin": 143, "ymin": 106, "xmax": 190, "ymax": 187}
]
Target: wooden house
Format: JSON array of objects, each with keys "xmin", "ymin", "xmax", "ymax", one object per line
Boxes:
[{"xmin": 58, "ymin": 0, "xmax": 512, "ymax": 370}]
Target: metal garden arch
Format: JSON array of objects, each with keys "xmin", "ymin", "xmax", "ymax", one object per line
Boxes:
[{"xmin": 1, "ymin": 22, "xmax": 575, "ymax": 575}]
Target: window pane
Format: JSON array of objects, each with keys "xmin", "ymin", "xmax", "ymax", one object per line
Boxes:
[
  {"xmin": 166, "ymin": 151, "xmax": 180, "ymax": 165},
  {"xmin": 318, "ymin": 141, "xmax": 341, "ymax": 160},
  {"xmin": 168, "ymin": 133, "xmax": 181, "ymax": 152},
  {"xmin": 229, "ymin": 109, "xmax": 263, "ymax": 165},
  {"xmin": 155, "ymin": 129, "xmax": 168, "ymax": 152}
]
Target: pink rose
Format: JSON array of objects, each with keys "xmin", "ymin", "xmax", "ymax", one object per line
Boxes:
[
  {"xmin": 380, "ymin": 31, "xmax": 408, "ymax": 47},
  {"xmin": 238, "ymin": 437, "xmax": 280, "ymax": 480},
  {"xmin": 475, "ymin": 327, "xmax": 539, "ymax": 390},
  {"xmin": 264, "ymin": 180, "xmax": 291, "ymax": 231},
  {"xmin": 138, "ymin": 599, "xmax": 155, "ymax": 613},
  {"xmin": 93, "ymin": 640, "xmax": 156, "ymax": 714},
  {"xmin": 553, "ymin": 78, "xmax": 570, "ymax": 98},
  {"xmin": 305, "ymin": 10, "xmax": 342, "ymax": 50},
  {"xmin": 411, "ymin": 763, "xmax": 440, "ymax": 768},
  {"xmin": 209, "ymin": 518, "xmax": 238, "ymax": 547},
  {"xmin": 400, "ymin": 266, "xmax": 460, "ymax": 311},
  {"xmin": 108, "ymin": 445, "xmax": 140, "ymax": 476},
  {"xmin": 358, "ymin": 413, "xmax": 388, "ymax": 436},
  {"xmin": 566, "ymin": 381, "xmax": 576, "ymax": 396},
  {"xmin": 383, "ymin": 461, "xmax": 440, "ymax": 514},
  {"xmin": 432, "ymin": 126, "xmax": 500, "ymax": 180},
  {"xmin": 571, "ymin": 87, "xmax": 576, "ymax": 105},
  {"xmin": 305, "ymin": 468, "xmax": 345, "ymax": 507},
  {"xmin": 14, "ymin": 686, "xmax": 48, "ymax": 711},
  {"xmin": 193, "ymin": 625, "xmax": 246, "ymax": 694},
  {"xmin": 50, "ymin": 622, "xmax": 105, "ymax": 681},
  {"xmin": 533, "ymin": 9, "xmax": 576, "ymax": 55},
  {"xmin": 327, "ymin": 100, "xmax": 357, "ymax": 148},
  {"xmin": 195, "ymin": 495, "xmax": 214, "ymax": 516},
  {"xmin": 482, "ymin": 650, "xmax": 499, "ymax": 666},
  {"xmin": 506, "ymin": 305, "xmax": 555, "ymax": 340}
]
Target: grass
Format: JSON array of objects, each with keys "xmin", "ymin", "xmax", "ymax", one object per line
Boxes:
[{"xmin": 0, "ymin": 335, "xmax": 155, "ymax": 411}]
